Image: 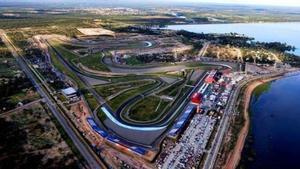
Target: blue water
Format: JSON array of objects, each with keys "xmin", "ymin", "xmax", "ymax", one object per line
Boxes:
[
  {"xmin": 166, "ymin": 23, "xmax": 300, "ymax": 168},
  {"xmin": 166, "ymin": 22, "xmax": 300, "ymax": 56},
  {"xmin": 240, "ymin": 74, "xmax": 300, "ymax": 169}
]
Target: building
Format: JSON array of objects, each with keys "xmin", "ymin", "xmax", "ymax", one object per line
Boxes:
[
  {"xmin": 191, "ymin": 92, "xmax": 202, "ymax": 105},
  {"xmin": 205, "ymin": 70, "xmax": 217, "ymax": 84},
  {"xmin": 62, "ymin": 87, "xmax": 77, "ymax": 98}
]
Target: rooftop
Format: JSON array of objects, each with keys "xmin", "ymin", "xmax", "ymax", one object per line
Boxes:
[{"xmin": 62, "ymin": 87, "xmax": 77, "ymax": 95}]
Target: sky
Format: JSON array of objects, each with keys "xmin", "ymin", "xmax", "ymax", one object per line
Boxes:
[
  {"xmin": 194, "ymin": 0, "xmax": 300, "ymax": 7},
  {"xmin": 2, "ymin": 0, "xmax": 300, "ymax": 7}
]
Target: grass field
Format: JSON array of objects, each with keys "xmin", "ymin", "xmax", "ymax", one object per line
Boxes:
[
  {"xmin": 0, "ymin": 40, "xmax": 5, "ymax": 48},
  {"xmin": 129, "ymin": 96, "xmax": 161, "ymax": 121},
  {"xmin": 129, "ymin": 96, "xmax": 170, "ymax": 121},
  {"xmin": 97, "ymin": 108, "xmax": 107, "ymax": 122},
  {"xmin": 51, "ymin": 42, "xmax": 111, "ymax": 72},
  {"xmin": 7, "ymin": 90, "xmax": 39, "ymax": 105},
  {"xmin": 48, "ymin": 47, "xmax": 85, "ymax": 89},
  {"xmin": 124, "ymin": 57, "xmax": 143, "ymax": 66},
  {"xmin": 61, "ymin": 43, "xmax": 87, "ymax": 50},
  {"xmin": 0, "ymin": 11, "xmax": 96, "ymax": 37},
  {"xmin": 95, "ymin": 80, "xmax": 152, "ymax": 98},
  {"xmin": 6, "ymin": 32, "xmax": 28, "ymax": 50},
  {"xmin": 51, "ymin": 42, "xmax": 79, "ymax": 62},
  {"xmin": 82, "ymin": 90, "xmax": 99, "ymax": 111},
  {"xmin": 0, "ymin": 46, "xmax": 12, "ymax": 58},
  {"xmin": 107, "ymin": 81, "xmax": 157, "ymax": 111},
  {"xmin": 158, "ymin": 80, "xmax": 185, "ymax": 97},
  {"xmin": 0, "ymin": 38, "xmax": 19, "ymax": 77},
  {"xmin": 0, "ymin": 58, "xmax": 18, "ymax": 77},
  {"xmin": 121, "ymin": 74, "xmax": 192, "ymax": 122},
  {"xmin": 127, "ymin": 82, "xmax": 192, "ymax": 122},
  {"xmin": 78, "ymin": 53, "xmax": 110, "ymax": 72}
]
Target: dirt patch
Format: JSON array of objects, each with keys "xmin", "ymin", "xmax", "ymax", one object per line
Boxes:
[
  {"xmin": 206, "ymin": 44, "xmax": 280, "ymax": 63},
  {"xmin": 77, "ymin": 28, "xmax": 115, "ymax": 36},
  {"xmin": 0, "ymin": 102, "xmax": 79, "ymax": 169}
]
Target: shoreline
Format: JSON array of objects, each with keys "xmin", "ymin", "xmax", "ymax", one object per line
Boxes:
[
  {"xmin": 165, "ymin": 21, "xmax": 300, "ymax": 28},
  {"xmin": 223, "ymin": 75, "xmax": 283, "ymax": 169}
]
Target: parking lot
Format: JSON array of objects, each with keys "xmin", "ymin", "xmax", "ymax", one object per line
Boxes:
[
  {"xmin": 156, "ymin": 70, "xmax": 245, "ymax": 168},
  {"xmin": 157, "ymin": 114, "xmax": 216, "ymax": 169}
]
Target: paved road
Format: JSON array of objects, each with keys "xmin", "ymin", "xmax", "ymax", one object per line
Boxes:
[
  {"xmin": 49, "ymin": 42, "xmax": 164, "ymax": 129},
  {"xmin": 46, "ymin": 38, "xmax": 243, "ymax": 148},
  {"xmin": 203, "ymin": 78, "xmax": 241, "ymax": 169},
  {"xmin": 0, "ymin": 30, "xmax": 104, "ymax": 169},
  {"xmin": 198, "ymin": 42, "xmax": 210, "ymax": 58},
  {"xmin": 0, "ymin": 99, "xmax": 42, "ymax": 117},
  {"xmin": 47, "ymin": 40, "xmax": 170, "ymax": 146}
]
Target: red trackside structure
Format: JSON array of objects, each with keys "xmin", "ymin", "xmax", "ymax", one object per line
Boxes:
[
  {"xmin": 205, "ymin": 70, "xmax": 217, "ymax": 84},
  {"xmin": 191, "ymin": 92, "xmax": 202, "ymax": 105}
]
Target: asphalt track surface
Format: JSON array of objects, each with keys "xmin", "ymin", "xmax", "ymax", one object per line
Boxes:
[
  {"xmin": 48, "ymin": 41, "xmax": 171, "ymax": 145},
  {"xmin": 49, "ymin": 41, "xmax": 167, "ymax": 128},
  {"xmin": 47, "ymin": 39, "xmax": 238, "ymax": 146},
  {"xmin": 49, "ymin": 41, "xmax": 212, "ymax": 145},
  {"xmin": 3, "ymin": 29, "xmax": 243, "ymax": 164},
  {"xmin": 103, "ymin": 57, "xmax": 189, "ymax": 74}
]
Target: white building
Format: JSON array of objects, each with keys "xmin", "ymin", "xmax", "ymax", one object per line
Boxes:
[{"xmin": 62, "ymin": 87, "xmax": 77, "ymax": 98}]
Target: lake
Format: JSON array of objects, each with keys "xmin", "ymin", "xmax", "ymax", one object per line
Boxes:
[
  {"xmin": 239, "ymin": 73, "xmax": 300, "ymax": 169},
  {"xmin": 166, "ymin": 22, "xmax": 300, "ymax": 55},
  {"xmin": 165, "ymin": 23, "xmax": 300, "ymax": 168}
]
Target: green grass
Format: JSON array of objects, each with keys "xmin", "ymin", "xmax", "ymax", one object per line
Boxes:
[
  {"xmin": 51, "ymin": 42, "xmax": 79, "ymax": 61},
  {"xmin": 0, "ymin": 38, "xmax": 19, "ymax": 77},
  {"xmin": 156, "ymin": 99, "xmax": 170, "ymax": 113},
  {"xmin": 0, "ymin": 38, "xmax": 18, "ymax": 77},
  {"xmin": 61, "ymin": 44, "xmax": 87, "ymax": 50},
  {"xmin": 57, "ymin": 93, "xmax": 68, "ymax": 103},
  {"xmin": 125, "ymin": 57, "xmax": 143, "ymax": 65},
  {"xmin": 129, "ymin": 96, "xmax": 165, "ymax": 121},
  {"xmin": 52, "ymin": 42, "xmax": 110, "ymax": 73},
  {"xmin": 7, "ymin": 90, "xmax": 39, "ymax": 105},
  {"xmin": 6, "ymin": 32, "xmax": 28, "ymax": 50},
  {"xmin": 125, "ymin": 78, "xmax": 191, "ymax": 122},
  {"xmin": 158, "ymin": 80, "xmax": 185, "ymax": 97},
  {"xmin": 107, "ymin": 82, "xmax": 156, "ymax": 111},
  {"xmin": 49, "ymin": 43, "xmax": 106, "ymax": 112},
  {"xmin": 0, "ymin": 40, "xmax": 6, "ymax": 48},
  {"xmin": 164, "ymin": 86, "xmax": 192, "ymax": 113},
  {"xmin": 78, "ymin": 53, "xmax": 110, "ymax": 72},
  {"xmin": 95, "ymin": 80, "xmax": 152, "ymax": 98},
  {"xmin": 82, "ymin": 90, "xmax": 98, "ymax": 111},
  {"xmin": 0, "ymin": 12, "xmax": 96, "ymax": 33},
  {"xmin": 97, "ymin": 109, "xmax": 107, "ymax": 122},
  {"xmin": 253, "ymin": 82, "xmax": 271, "ymax": 98},
  {"xmin": 0, "ymin": 47, "xmax": 13, "ymax": 58},
  {"xmin": 0, "ymin": 58, "xmax": 18, "ymax": 77},
  {"xmin": 49, "ymin": 47, "xmax": 85, "ymax": 89}
]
